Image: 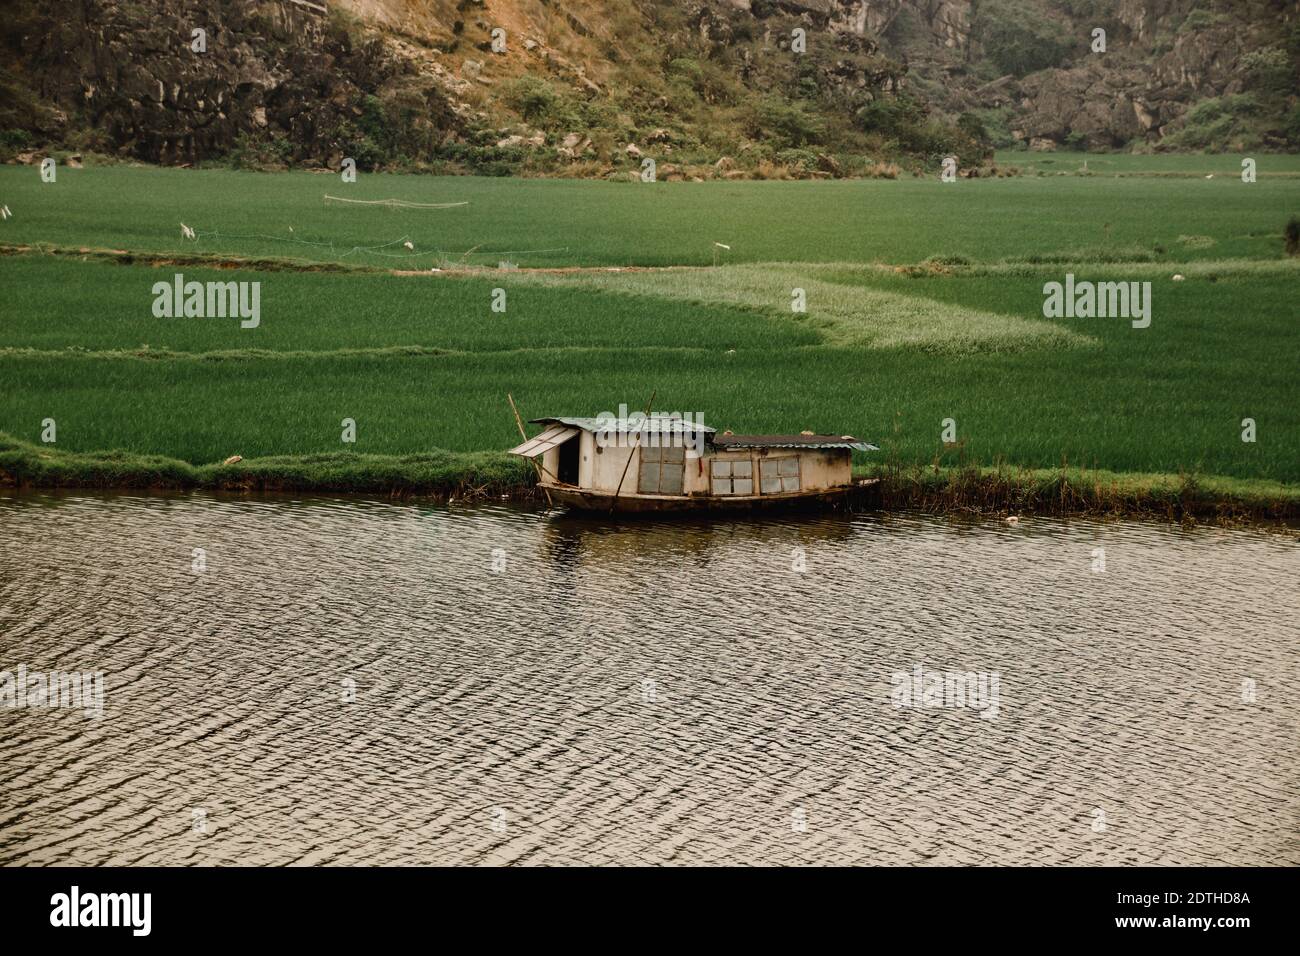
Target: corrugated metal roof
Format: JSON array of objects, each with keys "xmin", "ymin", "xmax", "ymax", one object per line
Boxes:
[
  {"xmin": 523, "ymin": 417, "xmax": 876, "ymax": 451},
  {"xmin": 712, "ymin": 435, "xmax": 879, "ymax": 452},
  {"xmin": 531, "ymin": 416, "xmax": 715, "ymax": 434},
  {"xmin": 508, "ymin": 424, "xmax": 580, "ymax": 458}
]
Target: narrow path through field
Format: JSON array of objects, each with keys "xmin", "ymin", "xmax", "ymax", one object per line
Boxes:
[
  {"xmin": 512, "ymin": 262, "xmax": 1093, "ymax": 352},
  {"xmin": 2, "ymin": 243, "xmax": 1098, "ymax": 354}
]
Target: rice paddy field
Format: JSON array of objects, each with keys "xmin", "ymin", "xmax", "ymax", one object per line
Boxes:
[{"xmin": 1, "ymin": 155, "xmax": 1297, "ymax": 510}]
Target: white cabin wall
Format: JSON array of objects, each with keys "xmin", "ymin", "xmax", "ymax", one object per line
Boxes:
[
  {"xmin": 796, "ymin": 449, "xmax": 852, "ymax": 490},
  {"xmin": 589, "ymin": 441, "xmax": 635, "ymax": 493},
  {"xmin": 590, "ymin": 441, "xmax": 707, "ymax": 494},
  {"xmin": 682, "ymin": 452, "xmax": 708, "ymax": 494},
  {"xmin": 540, "ymin": 445, "xmax": 559, "ymax": 483},
  {"xmin": 578, "ymin": 431, "xmax": 595, "ymax": 487}
]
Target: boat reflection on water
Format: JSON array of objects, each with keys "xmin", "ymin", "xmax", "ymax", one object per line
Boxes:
[{"xmin": 537, "ymin": 506, "xmax": 862, "ymax": 573}]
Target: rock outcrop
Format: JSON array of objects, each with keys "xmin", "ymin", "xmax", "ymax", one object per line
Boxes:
[{"xmin": 2, "ymin": 0, "xmax": 461, "ymax": 166}]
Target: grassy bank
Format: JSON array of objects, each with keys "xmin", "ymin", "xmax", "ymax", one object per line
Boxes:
[
  {"xmin": 4, "ymin": 433, "xmax": 1296, "ymax": 521},
  {"xmin": 0, "ymin": 433, "xmax": 530, "ymax": 499},
  {"xmin": 872, "ymin": 464, "xmax": 1300, "ymax": 522}
]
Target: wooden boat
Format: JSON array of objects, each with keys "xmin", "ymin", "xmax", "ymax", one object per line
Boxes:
[{"xmin": 508, "ymin": 415, "xmax": 877, "ymax": 514}]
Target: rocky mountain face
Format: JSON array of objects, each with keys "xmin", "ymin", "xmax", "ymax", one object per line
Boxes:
[
  {"xmin": 949, "ymin": 0, "xmax": 1299, "ymax": 148},
  {"xmin": 794, "ymin": 0, "xmax": 1296, "ymax": 148},
  {"xmin": 2, "ymin": 0, "xmax": 1295, "ymax": 172},
  {"xmin": 1, "ymin": 0, "xmax": 462, "ymax": 165}
]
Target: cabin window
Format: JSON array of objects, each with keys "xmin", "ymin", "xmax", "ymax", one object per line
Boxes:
[
  {"xmin": 638, "ymin": 442, "xmax": 685, "ymax": 495},
  {"xmin": 710, "ymin": 458, "xmax": 753, "ymax": 496},
  {"xmin": 760, "ymin": 456, "xmax": 800, "ymax": 494}
]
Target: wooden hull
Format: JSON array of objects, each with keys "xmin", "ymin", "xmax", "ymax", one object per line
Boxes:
[{"xmin": 541, "ymin": 483, "xmax": 856, "ymax": 514}]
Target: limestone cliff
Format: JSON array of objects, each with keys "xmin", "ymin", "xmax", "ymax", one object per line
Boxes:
[{"xmin": 2, "ymin": 0, "xmax": 1295, "ymax": 172}]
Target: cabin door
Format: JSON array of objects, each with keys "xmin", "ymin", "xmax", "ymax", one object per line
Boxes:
[
  {"xmin": 638, "ymin": 443, "xmax": 685, "ymax": 495},
  {"xmin": 557, "ymin": 436, "xmax": 580, "ymax": 485}
]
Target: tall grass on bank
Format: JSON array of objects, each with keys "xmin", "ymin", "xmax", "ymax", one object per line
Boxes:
[
  {"xmin": 865, "ymin": 463, "xmax": 1300, "ymax": 522},
  {"xmin": 4, "ymin": 433, "xmax": 1295, "ymax": 520},
  {"xmin": 0, "ymin": 433, "xmax": 531, "ymax": 498}
]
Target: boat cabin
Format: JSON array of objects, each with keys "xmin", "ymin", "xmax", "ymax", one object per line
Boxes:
[{"xmin": 509, "ymin": 415, "xmax": 877, "ymax": 512}]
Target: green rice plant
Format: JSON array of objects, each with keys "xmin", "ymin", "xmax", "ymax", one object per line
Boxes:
[
  {"xmin": 1, "ymin": 165, "xmax": 1296, "ymax": 507},
  {"xmin": 6, "ymin": 163, "xmax": 1297, "ymax": 268}
]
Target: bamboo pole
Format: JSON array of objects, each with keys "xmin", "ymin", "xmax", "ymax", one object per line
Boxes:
[
  {"xmin": 507, "ymin": 393, "xmax": 552, "ymax": 507},
  {"xmin": 610, "ymin": 390, "xmax": 656, "ymax": 514}
]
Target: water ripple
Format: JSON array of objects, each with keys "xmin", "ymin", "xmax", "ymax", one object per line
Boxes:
[{"xmin": 0, "ymin": 492, "xmax": 1296, "ymax": 865}]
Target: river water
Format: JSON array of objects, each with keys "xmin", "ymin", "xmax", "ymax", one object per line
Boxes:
[{"xmin": 0, "ymin": 491, "xmax": 1295, "ymax": 866}]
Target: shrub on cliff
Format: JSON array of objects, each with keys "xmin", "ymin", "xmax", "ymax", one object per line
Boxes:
[
  {"xmin": 746, "ymin": 97, "xmax": 826, "ymax": 149},
  {"xmin": 1160, "ymin": 95, "xmax": 1272, "ymax": 150},
  {"xmin": 974, "ymin": 0, "xmax": 1075, "ymax": 77},
  {"xmin": 1242, "ymin": 48, "xmax": 1294, "ymax": 99},
  {"xmin": 0, "ymin": 128, "xmax": 32, "ymax": 163},
  {"xmin": 228, "ymin": 132, "xmax": 294, "ymax": 171}
]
